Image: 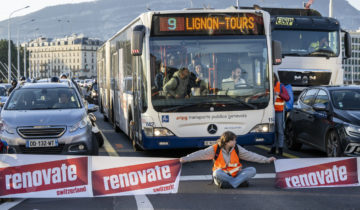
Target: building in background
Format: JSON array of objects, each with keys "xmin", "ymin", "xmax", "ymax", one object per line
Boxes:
[
  {"xmin": 27, "ymin": 34, "xmax": 102, "ymax": 79},
  {"xmin": 343, "ymin": 30, "xmax": 360, "ymax": 84}
]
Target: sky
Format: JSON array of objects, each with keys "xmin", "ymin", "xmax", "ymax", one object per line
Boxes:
[
  {"xmin": 0, "ymin": 0, "xmax": 359, "ymax": 22},
  {"xmin": 0, "ymin": 0, "xmax": 96, "ymax": 22}
]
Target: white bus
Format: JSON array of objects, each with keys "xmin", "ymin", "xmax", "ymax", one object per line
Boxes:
[
  {"xmin": 97, "ymin": 8, "xmax": 282, "ymax": 150},
  {"xmin": 261, "ymin": 8, "xmax": 352, "ymax": 96}
]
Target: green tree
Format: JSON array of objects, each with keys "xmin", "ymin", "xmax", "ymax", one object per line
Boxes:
[{"xmin": 0, "ymin": 39, "xmax": 28, "ymax": 82}]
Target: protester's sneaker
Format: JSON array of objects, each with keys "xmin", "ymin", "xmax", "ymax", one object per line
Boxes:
[
  {"xmin": 220, "ymin": 181, "xmax": 233, "ymax": 189},
  {"xmin": 238, "ymin": 181, "xmax": 249, "ymax": 188}
]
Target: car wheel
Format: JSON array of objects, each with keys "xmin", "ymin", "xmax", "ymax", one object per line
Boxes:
[
  {"xmin": 326, "ymin": 130, "xmax": 342, "ymax": 157},
  {"xmin": 95, "ymin": 132, "xmax": 104, "ymax": 148},
  {"xmin": 285, "ymin": 120, "xmax": 302, "ymax": 151},
  {"xmin": 91, "ymin": 134, "xmax": 99, "ymax": 156}
]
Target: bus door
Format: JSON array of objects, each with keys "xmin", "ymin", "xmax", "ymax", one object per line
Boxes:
[{"xmin": 132, "ymin": 56, "xmax": 143, "ymax": 147}]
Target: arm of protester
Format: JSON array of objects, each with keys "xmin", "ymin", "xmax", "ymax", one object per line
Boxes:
[
  {"xmin": 180, "ymin": 146, "xmax": 215, "ymax": 163},
  {"xmin": 237, "ymin": 145, "xmax": 275, "ymax": 163}
]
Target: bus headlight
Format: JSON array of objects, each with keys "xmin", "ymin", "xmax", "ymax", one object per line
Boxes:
[
  {"xmin": 250, "ymin": 123, "xmax": 274, "ymax": 133},
  {"xmin": 144, "ymin": 127, "xmax": 174, "ymax": 137}
]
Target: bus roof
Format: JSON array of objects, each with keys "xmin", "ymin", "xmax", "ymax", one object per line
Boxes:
[{"xmin": 240, "ymin": 7, "xmax": 322, "ymax": 16}]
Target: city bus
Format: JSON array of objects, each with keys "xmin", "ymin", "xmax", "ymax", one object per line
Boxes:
[
  {"xmin": 97, "ymin": 8, "xmax": 282, "ymax": 150},
  {"xmin": 249, "ymin": 7, "xmax": 352, "ymax": 96}
]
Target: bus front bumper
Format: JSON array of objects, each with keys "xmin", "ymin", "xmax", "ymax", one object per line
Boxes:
[{"xmin": 141, "ymin": 131, "xmax": 274, "ymax": 150}]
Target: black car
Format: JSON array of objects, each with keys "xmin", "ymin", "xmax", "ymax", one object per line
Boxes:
[{"xmin": 285, "ymin": 86, "xmax": 360, "ymax": 157}]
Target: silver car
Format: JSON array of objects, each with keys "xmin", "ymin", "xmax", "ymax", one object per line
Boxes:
[{"xmin": 0, "ymin": 82, "xmax": 98, "ymax": 155}]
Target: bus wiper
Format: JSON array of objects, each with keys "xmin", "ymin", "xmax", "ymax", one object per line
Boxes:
[{"xmin": 222, "ymin": 96, "xmax": 257, "ymax": 109}]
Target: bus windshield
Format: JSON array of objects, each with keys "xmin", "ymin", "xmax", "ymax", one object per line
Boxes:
[
  {"xmin": 150, "ymin": 36, "xmax": 270, "ymax": 112},
  {"xmin": 272, "ymin": 30, "xmax": 339, "ymax": 57}
]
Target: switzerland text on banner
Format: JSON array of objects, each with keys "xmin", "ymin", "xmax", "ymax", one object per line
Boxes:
[
  {"xmin": 0, "ymin": 154, "xmax": 91, "ymax": 198},
  {"xmin": 91, "ymin": 156, "xmax": 181, "ymax": 196},
  {"xmin": 274, "ymin": 158, "xmax": 360, "ymax": 189}
]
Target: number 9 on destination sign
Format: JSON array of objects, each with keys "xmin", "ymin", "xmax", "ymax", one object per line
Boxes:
[{"xmin": 168, "ymin": 18, "xmax": 176, "ymax": 30}]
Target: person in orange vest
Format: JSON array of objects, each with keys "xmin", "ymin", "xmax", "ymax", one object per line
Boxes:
[
  {"xmin": 269, "ymin": 74, "xmax": 290, "ymax": 156},
  {"xmin": 180, "ymin": 131, "xmax": 276, "ymax": 188}
]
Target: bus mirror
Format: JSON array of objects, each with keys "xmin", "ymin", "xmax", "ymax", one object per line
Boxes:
[
  {"xmin": 272, "ymin": 40, "xmax": 282, "ymax": 65},
  {"xmin": 131, "ymin": 25, "xmax": 146, "ymax": 56},
  {"xmin": 344, "ymin": 32, "xmax": 352, "ymax": 59}
]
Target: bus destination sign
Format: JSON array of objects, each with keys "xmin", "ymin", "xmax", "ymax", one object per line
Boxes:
[{"xmin": 152, "ymin": 13, "xmax": 264, "ymax": 36}]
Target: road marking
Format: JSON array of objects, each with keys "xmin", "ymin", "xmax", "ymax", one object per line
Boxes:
[
  {"xmin": 0, "ymin": 199, "xmax": 25, "ymax": 210},
  {"xmin": 100, "ymin": 130, "xmax": 154, "ymax": 210},
  {"xmin": 134, "ymin": 194, "xmax": 154, "ymax": 210},
  {"xmin": 100, "ymin": 130, "xmax": 119, "ymax": 157},
  {"xmin": 180, "ymin": 173, "xmax": 276, "ymax": 181},
  {"xmin": 255, "ymin": 145, "xmax": 299, "ymax": 159}
]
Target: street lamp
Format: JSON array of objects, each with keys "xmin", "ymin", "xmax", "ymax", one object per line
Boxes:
[
  {"xmin": 17, "ymin": 19, "xmax": 35, "ymax": 79},
  {"xmin": 8, "ymin": 5, "xmax": 30, "ymax": 83}
]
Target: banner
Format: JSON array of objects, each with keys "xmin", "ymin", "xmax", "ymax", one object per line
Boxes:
[
  {"xmin": 275, "ymin": 158, "xmax": 360, "ymax": 189},
  {"xmin": 0, "ymin": 155, "xmax": 181, "ymax": 198}
]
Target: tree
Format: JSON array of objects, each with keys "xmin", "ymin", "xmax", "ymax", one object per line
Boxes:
[{"xmin": 0, "ymin": 39, "xmax": 28, "ymax": 82}]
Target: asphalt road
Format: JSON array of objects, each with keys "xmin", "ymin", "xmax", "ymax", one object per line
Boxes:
[{"xmin": 3, "ymin": 111, "xmax": 360, "ymax": 210}]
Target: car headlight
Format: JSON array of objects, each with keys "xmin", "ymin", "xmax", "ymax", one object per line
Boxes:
[
  {"xmin": 144, "ymin": 127, "xmax": 174, "ymax": 137},
  {"xmin": 69, "ymin": 116, "xmax": 88, "ymax": 133},
  {"xmin": 0, "ymin": 120, "xmax": 15, "ymax": 134},
  {"xmin": 250, "ymin": 123, "xmax": 274, "ymax": 133},
  {"xmin": 344, "ymin": 124, "xmax": 360, "ymax": 137}
]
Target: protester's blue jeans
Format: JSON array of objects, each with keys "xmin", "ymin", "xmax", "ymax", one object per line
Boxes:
[
  {"xmin": 213, "ymin": 167, "xmax": 256, "ymax": 188},
  {"xmin": 273, "ymin": 111, "xmax": 285, "ymax": 148}
]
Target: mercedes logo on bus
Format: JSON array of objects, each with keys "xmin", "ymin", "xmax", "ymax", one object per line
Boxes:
[{"xmin": 207, "ymin": 124, "xmax": 218, "ymax": 134}]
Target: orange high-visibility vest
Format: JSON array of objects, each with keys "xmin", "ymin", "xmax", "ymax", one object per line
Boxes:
[
  {"xmin": 212, "ymin": 144, "xmax": 242, "ymax": 177},
  {"xmin": 274, "ymin": 81, "xmax": 284, "ymax": 112}
]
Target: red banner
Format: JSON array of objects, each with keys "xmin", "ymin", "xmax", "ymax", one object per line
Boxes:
[
  {"xmin": 0, "ymin": 157, "xmax": 88, "ymax": 196},
  {"xmin": 276, "ymin": 158, "xmax": 358, "ymax": 188},
  {"xmin": 92, "ymin": 159, "xmax": 181, "ymax": 196}
]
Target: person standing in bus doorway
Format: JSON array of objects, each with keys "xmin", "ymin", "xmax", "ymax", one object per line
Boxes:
[
  {"xmin": 163, "ymin": 67, "xmax": 190, "ymax": 99},
  {"xmin": 269, "ymin": 74, "xmax": 289, "ymax": 156},
  {"xmin": 180, "ymin": 131, "xmax": 276, "ymax": 188}
]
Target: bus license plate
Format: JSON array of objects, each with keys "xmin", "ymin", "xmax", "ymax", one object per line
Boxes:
[
  {"xmin": 26, "ymin": 140, "xmax": 58, "ymax": 148},
  {"xmin": 204, "ymin": 141, "xmax": 216, "ymax": 146}
]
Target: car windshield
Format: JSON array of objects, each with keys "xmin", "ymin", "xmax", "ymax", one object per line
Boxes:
[
  {"xmin": 150, "ymin": 36, "xmax": 270, "ymax": 112},
  {"xmin": 272, "ymin": 30, "xmax": 339, "ymax": 57},
  {"xmin": 331, "ymin": 89, "xmax": 360, "ymax": 110},
  {"xmin": 5, "ymin": 88, "xmax": 82, "ymax": 110}
]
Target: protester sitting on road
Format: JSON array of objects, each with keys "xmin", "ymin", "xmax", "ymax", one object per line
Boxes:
[
  {"xmin": 180, "ymin": 131, "xmax": 276, "ymax": 189},
  {"xmin": 163, "ymin": 67, "xmax": 190, "ymax": 99}
]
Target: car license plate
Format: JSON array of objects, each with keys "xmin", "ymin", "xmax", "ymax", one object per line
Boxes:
[
  {"xmin": 204, "ymin": 141, "xmax": 216, "ymax": 146},
  {"xmin": 26, "ymin": 140, "xmax": 58, "ymax": 148}
]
